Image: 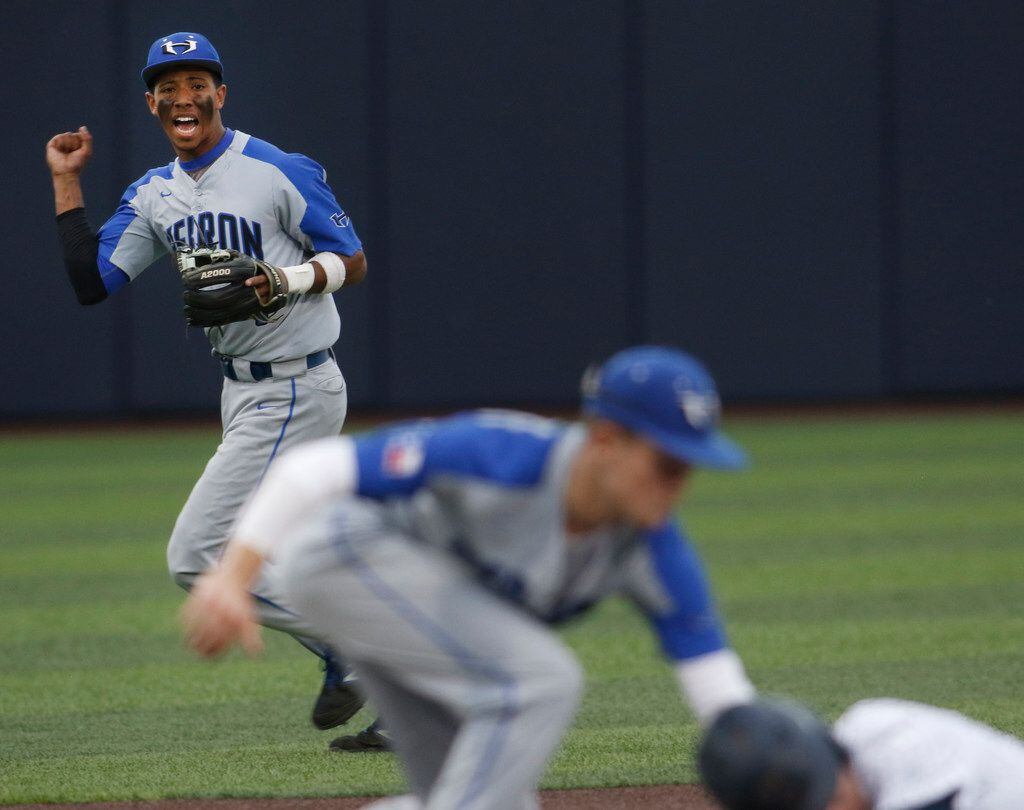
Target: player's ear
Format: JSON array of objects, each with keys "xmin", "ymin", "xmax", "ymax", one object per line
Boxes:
[
  {"xmin": 145, "ymin": 91, "xmax": 158, "ymax": 116},
  {"xmin": 215, "ymin": 83, "xmax": 227, "ymax": 110}
]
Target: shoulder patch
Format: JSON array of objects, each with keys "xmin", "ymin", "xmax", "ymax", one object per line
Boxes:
[{"xmin": 382, "ymin": 433, "xmax": 426, "ymax": 478}]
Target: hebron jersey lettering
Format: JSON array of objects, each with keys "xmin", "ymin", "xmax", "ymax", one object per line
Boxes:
[
  {"xmin": 164, "ymin": 212, "xmax": 264, "ymax": 256},
  {"xmin": 96, "ymin": 128, "xmax": 361, "ymax": 360}
]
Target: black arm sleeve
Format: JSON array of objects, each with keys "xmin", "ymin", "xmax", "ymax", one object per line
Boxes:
[{"xmin": 56, "ymin": 207, "xmax": 107, "ymax": 305}]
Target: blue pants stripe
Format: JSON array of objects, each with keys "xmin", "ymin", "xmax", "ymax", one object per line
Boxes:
[{"xmin": 259, "ymin": 377, "xmax": 297, "ymax": 483}]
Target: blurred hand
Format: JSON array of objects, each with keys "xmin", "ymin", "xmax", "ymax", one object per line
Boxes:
[
  {"xmin": 46, "ymin": 126, "xmax": 93, "ymax": 177},
  {"xmin": 181, "ymin": 568, "xmax": 263, "ymax": 658}
]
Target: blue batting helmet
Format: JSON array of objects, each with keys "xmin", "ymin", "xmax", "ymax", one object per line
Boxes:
[{"xmin": 581, "ymin": 346, "xmax": 748, "ymax": 470}]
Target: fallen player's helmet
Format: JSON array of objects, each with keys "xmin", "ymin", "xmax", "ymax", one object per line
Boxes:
[{"xmin": 698, "ymin": 699, "xmax": 844, "ymax": 810}]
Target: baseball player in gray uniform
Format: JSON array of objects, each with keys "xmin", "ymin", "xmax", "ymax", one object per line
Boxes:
[
  {"xmin": 699, "ymin": 697, "xmax": 1024, "ymax": 809},
  {"xmin": 45, "ymin": 32, "xmax": 368, "ymax": 732},
  {"xmin": 182, "ymin": 346, "xmax": 759, "ymax": 809}
]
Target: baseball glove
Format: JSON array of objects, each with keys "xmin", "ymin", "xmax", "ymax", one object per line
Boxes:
[{"xmin": 177, "ymin": 247, "xmax": 287, "ymax": 328}]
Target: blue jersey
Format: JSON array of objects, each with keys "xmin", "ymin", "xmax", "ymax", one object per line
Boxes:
[
  {"xmin": 343, "ymin": 410, "xmax": 729, "ymax": 662},
  {"xmin": 95, "ymin": 129, "xmax": 362, "ymax": 361}
]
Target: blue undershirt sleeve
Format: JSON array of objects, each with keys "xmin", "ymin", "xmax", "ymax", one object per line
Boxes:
[{"xmin": 641, "ymin": 522, "xmax": 729, "ymax": 661}]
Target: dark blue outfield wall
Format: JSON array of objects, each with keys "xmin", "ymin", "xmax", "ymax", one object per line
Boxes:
[{"xmin": 4, "ymin": 1, "xmax": 1021, "ymax": 417}]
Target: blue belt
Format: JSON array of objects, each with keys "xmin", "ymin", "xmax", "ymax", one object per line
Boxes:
[{"xmin": 219, "ymin": 349, "xmax": 333, "ymax": 382}]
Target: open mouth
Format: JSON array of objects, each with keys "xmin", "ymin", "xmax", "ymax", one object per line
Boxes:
[{"xmin": 172, "ymin": 116, "xmax": 199, "ymax": 137}]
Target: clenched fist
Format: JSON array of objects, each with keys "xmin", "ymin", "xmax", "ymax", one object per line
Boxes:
[{"xmin": 46, "ymin": 125, "xmax": 93, "ymax": 177}]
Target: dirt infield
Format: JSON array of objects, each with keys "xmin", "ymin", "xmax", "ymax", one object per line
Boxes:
[{"xmin": 9, "ymin": 785, "xmax": 718, "ymax": 810}]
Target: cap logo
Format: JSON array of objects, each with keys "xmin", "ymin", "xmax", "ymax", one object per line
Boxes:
[
  {"xmin": 629, "ymin": 364, "xmax": 651, "ymax": 383},
  {"xmin": 580, "ymin": 364, "xmax": 602, "ymax": 398},
  {"xmin": 162, "ymin": 38, "xmax": 198, "ymax": 56},
  {"xmin": 679, "ymin": 389, "xmax": 720, "ymax": 429}
]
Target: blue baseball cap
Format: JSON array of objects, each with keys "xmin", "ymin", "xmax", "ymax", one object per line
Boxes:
[
  {"xmin": 582, "ymin": 346, "xmax": 748, "ymax": 470},
  {"xmin": 142, "ymin": 32, "xmax": 223, "ymax": 87}
]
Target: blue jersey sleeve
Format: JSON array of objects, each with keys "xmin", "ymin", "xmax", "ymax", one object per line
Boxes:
[
  {"xmin": 641, "ymin": 522, "xmax": 729, "ymax": 661},
  {"xmin": 96, "ymin": 164, "xmax": 174, "ymax": 293},
  {"xmin": 95, "ymin": 202, "xmax": 133, "ymax": 294},
  {"xmin": 240, "ymin": 137, "xmax": 362, "ymax": 255},
  {"xmin": 353, "ymin": 411, "xmax": 562, "ymax": 498},
  {"xmin": 291, "ymin": 156, "xmax": 362, "ymax": 255}
]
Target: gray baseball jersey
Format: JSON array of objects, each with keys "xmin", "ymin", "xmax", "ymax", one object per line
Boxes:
[
  {"xmin": 96, "ymin": 128, "xmax": 361, "ymax": 361},
  {"xmin": 241, "ymin": 411, "xmax": 744, "ymax": 809},
  {"xmin": 834, "ymin": 699, "xmax": 1024, "ymax": 809}
]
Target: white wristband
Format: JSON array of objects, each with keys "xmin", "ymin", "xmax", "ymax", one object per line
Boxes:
[
  {"xmin": 675, "ymin": 649, "xmax": 756, "ymax": 726},
  {"xmin": 279, "ymin": 262, "xmax": 315, "ymax": 295},
  {"xmin": 312, "ymin": 251, "xmax": 347, "ymax": 293}
]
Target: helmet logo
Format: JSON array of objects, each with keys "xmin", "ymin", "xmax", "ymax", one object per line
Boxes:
[
  {"xmin": 162, "ymin": 38, "xmax": 198, "ymax": 56},
  {"xmin": 580, "ymin": 364, "xmax": 602, "ymax": 398},
  {"xmin": 679, "ymin": 390, "xmax": 720, "ymax": 429}
]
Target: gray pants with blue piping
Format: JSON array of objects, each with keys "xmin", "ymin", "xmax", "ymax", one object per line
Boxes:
[{"xmin": 167, "ymin": 353, "xmax": 347, "ymax": 648}]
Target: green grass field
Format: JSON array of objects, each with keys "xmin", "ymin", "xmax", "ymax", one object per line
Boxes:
[{"xmin": 2, "ymin": 411, "xmax": 1023, "ymax": 804}]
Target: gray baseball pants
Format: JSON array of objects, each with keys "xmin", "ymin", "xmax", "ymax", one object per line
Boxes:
[
  {"xmin": 167, "ymin": 356, "xmax": 347, "ymax": 648},
  {"xmin": 278, "ymin": 502, "xmax": 584, "ymax": 810}
]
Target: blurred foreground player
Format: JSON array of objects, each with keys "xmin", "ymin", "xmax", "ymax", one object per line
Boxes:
[
  {"xmin": 183, "ymin": 346, "xmax": 757, "ymax": 809},
  {"xmin": 699, "ymin": 697, "xmax": 1024, "ymax": 810}
]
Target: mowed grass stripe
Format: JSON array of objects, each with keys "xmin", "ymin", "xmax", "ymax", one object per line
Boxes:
[
  {"xmin": 0, "ymin": 632, "xmax": 199, "ymax": 673},
  {"xmin": 2, "ymin": 698, "xmax": 375, "ymax": 761},
  {"xmin": 0, "ymin": 650, "xmax": 327, "ymax": 718},
  {"xmin": 722, "ymin": 580, "xmax": 1024, "ymax": 622},
  {"xmin": 0, "ymin": 428, "xmax": 219, "ymax": 462},
  {"xmin": 0, "ymin": 597, "xmax": 181, "ymax": 644},
  {"xmin": 724, "ymin": 412, "xmax": 1023, "ymax": 460},
  {"xmin": 547, "ymin": 724, "xmax": 702, "ymax": 788},
  {"xmin": 3, "ymin": 497, "xmax": 186, "ymax": 533},
  {"xmin": 713, "ymin": 546, "xmax": 1024, "ymax": 597},
  {"xmin": 3, "ymin": 745, "xmax": 405, "ymax": 803},
  {"xmin": 690, "ymin": 458, "xmax": 1023, "ymax": 509},
  {"xmin": 0, "ymin": 544, "xmax": 166, "ymax": 578},
  {"xmin": 751, "ymin": 655, "xmax": 1024, "ymax": 717},
  {"xmin": 730, "ymin": 615, "xmax": 1024, "ymax": 668},
  {"xmin": 689, "ymin": 511, "xmax": 1022, "ymax": 561},
  {"xmin": 0, "ymin": 570, "xmax": 173, "ymax": 609}
]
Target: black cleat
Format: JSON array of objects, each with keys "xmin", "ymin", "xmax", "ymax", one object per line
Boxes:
[
  {"xmin": 311, "ymin": 657, "xmax": 365, "ymax": 730},
  {"xmin": 329, "ymin": 719, "xmax": 392, "ymax": 752}
]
